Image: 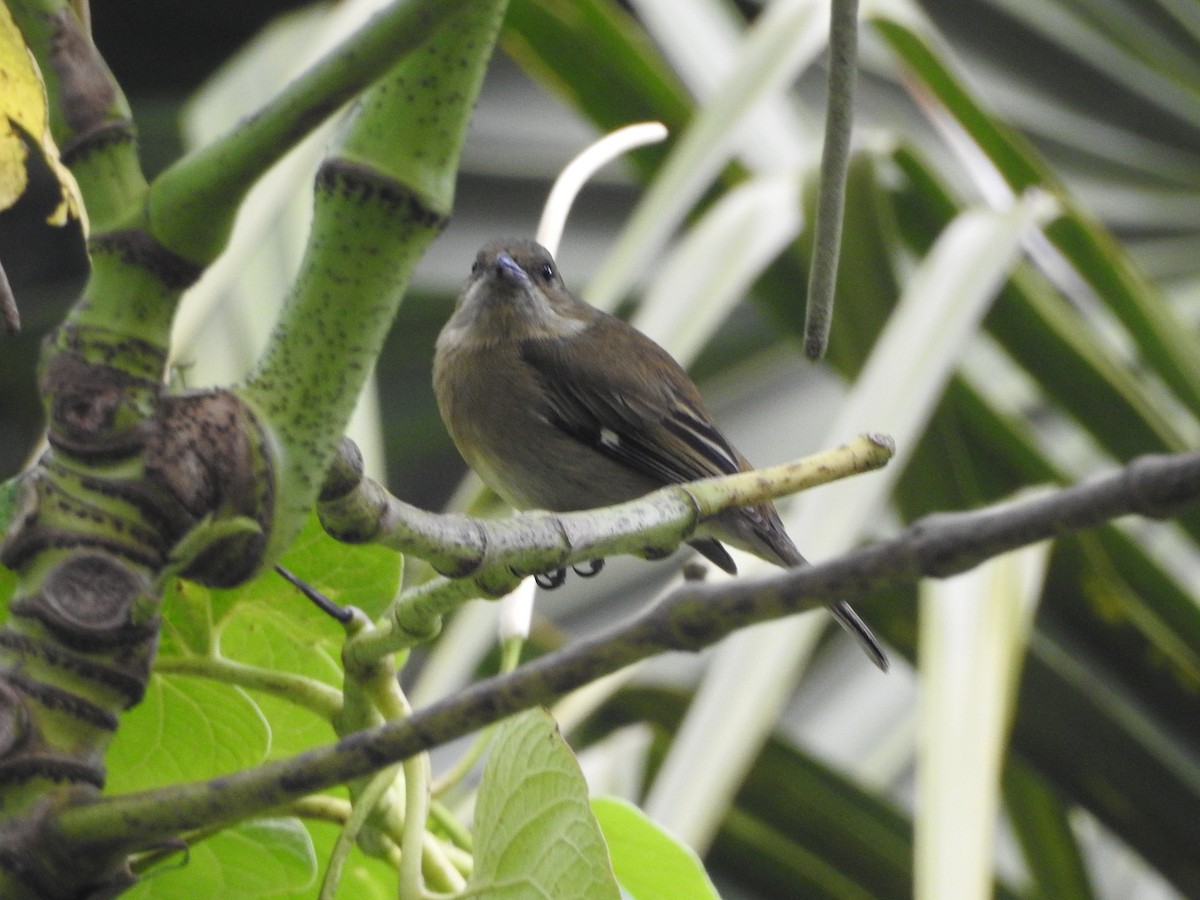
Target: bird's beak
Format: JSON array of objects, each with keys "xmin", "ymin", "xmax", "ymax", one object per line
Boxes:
[{"xmin": 493, "ymin": 251, "xmax": 529, "ymax": 287}]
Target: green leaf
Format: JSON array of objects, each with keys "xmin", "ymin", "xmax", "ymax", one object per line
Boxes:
[
  {"xmin": 0, "ymin": 475, "xmax": 19, "ymax": 619},
  {"xmin": 158, "ymin": 511, "xmax": 401, "ymax": 668},
  {"xmin": 304, "ymin": 818, "xmax": 397, "ymax": 900},
  {"xmin": 503, "ymin": 0, "xmax": 691, "ymax": 180},
  {"xmin": 591, "ymin": 796, "xmax": 718, "ymax": 900},
  {"xmin": 198, "ymin": 510, "xmax": 396, "ymax": 646},
  {"xmin": 249, "ymin": 688, "xmax": 341, "ymax": 762},
  {"xmin": 125, "ymin": 817, "xmax": 317, "ymax": 898},
  {"xmin": 585, "ymin": 0, "xmax": 829, "ymax": 311},
  {"xmin": 105, "ymin": 674, "xmax": 270, "ymax": 793},
  {"xmin": 467, "ymin": 708, "xmax": 620, "ymax": 899},
  {"xmin": 1004, "ymin": 758, "xmax": 1095, "ymax": 900},
  {"xmin": 589, "ymin": 686, "xmax": 930, "ymax": 900},
  {"xmin": 158, "ymin": 578, "xmax": 216, "ymax": 658},
  {"xmin": 0, "ymin": 474, "xmax": 18, "ymax": 537},
  {"xmin": 890, "ymin": 146, "xmax": 1194, "ymax": 462},
  {"xmin": 635, "ymin": 171, "xmax": 802, "ymax": 366},
  {"xmin": 215, "ymin": 600, "xmax": 345, "ymax": 690},
  {"xmin": 0, "ymin": 564, "xmax": 12, "ymax": 621},
  {"xmin": 254, "ymin": 510, "xmax": 402, "ymax": 622},
  {"xmin": 871, "ymin": 8, "xmax": 1200, "ymax": 416},
  {"xmin": 978, "ymin": 0, "xmax": 1200, "ymax": 127}
]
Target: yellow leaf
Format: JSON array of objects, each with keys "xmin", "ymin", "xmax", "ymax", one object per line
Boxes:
[{"xmin": 0, "ymin": 3, "xmax": 86, "ymax": 231}]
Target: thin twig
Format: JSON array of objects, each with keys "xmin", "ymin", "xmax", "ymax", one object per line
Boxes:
[
  {"xmin": 0, "ymin": 259, "xmax": 19, "ymax": 335},
  {"xmin": 804, "ymin": 0, "xmax": 859, "ymax": 360}
]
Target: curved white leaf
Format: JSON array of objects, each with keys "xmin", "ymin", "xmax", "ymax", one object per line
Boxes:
[
  {"xmin": 634, "ymin": 171, "xmax": 803, "ymax": 363},
  {"xmin": 585, "ymin": 0, "xmax": 829, "ymax": 312}
]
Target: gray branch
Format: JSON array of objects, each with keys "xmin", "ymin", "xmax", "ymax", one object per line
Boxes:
[{"xmin": 59, "ymin": 449, "xmax": 1200, "ymax": 849}]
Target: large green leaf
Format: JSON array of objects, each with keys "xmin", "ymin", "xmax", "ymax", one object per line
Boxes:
[
  {"xmin": 503, "ymin": 0, "xmax": 691, "ymax": 180},
  {"xmin": 105, "ymin": 675, "xmax": 270, "ymax": 793},
  {"xmin": 890, "ymin": 145, "xmax": 1194, "ymax": 462},
  {"xmin": 871, "ymin": 6, "xmax": 1200, "ymax": 415},
  {"xmin": 583, "ymin": 687, "xmax": 927, "ymax": 899},
  {"xmin": 1013, "ymin": 636, "xmax": 1200, "ymax": 894},
  {"xmin": 592, "ymin": 796, "xmax": 718, "ymax": 900},
  {"xmin": 1003, "ymin": 758, "xmax": 1095, "ymax": 900},
  {"xmin": 124, "ymin": 817, "xmax": 317, "ymax": 899},
  {"xmin": 467, "ymin": 708, "xmax": 620, "ymax": 898}
]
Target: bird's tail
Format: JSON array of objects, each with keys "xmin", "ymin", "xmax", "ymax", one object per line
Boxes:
[
  {"xmin": 830, "ymin": 601, "xmax": 889, "ymax": 672},
  {"xmin": 709, "ymin": 507, "xmax": 891, "ymax": 671}
]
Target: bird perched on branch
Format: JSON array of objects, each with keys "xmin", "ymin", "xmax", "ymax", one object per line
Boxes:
[{"xmin": 433, "ymin": 238, "xmax": 887, "ymax": 671}]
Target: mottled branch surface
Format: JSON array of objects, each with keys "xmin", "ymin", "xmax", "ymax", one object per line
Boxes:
[{"xmin": 58, "ymin": 450, "xmax": 1200, "ymax": 849}]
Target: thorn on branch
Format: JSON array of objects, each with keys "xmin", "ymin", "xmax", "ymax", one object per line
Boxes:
[
  {"xmin": 275, "ymin": 565, "xmax": 353, "ymax": 623},
  {"xmin": 0, "ymin": 259, "xmax": 19, "ymax": 334}
]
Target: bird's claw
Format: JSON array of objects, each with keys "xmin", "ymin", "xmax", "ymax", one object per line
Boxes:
[
  {"xmin": 572, "ymin": 559, "xmax": 605, "ymax": 578},
  {"xmin": 534, "ymin": 568, "xmax": 568, "ymax": 590}
]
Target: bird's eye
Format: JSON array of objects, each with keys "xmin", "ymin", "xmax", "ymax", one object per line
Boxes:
[{"xmin": 537, "ymin": 263, "xmax": 554, "ymax": 282}]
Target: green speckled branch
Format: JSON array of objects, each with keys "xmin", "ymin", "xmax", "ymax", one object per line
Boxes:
[
  {"xmin": 319, "ymin": 433, "xmax": 896, "ymax": 666},
  {"xmin": 146, "ymin": 0, "xmax": 476, "ymax": 267},
  {"xmin": 241, "ymin": 0, "xmax": 509, "ymax": 571},
  {"xmin": 0, "ymin": 0, "xmax": 508, "ymax": 894},
  {"xmin": 6, "ymin": 0, "xmax": 144, "ymax": 230},
  {"xmin": 10, "ymin": 0, "xmax": 477, "ymax": 358}
]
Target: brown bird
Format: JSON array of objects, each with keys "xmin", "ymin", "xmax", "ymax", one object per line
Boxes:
[{"xmin": 433, "ymin": 239, "xmax": 887, "ymax": 670}]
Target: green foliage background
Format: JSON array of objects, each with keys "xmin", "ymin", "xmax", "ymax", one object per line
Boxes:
[{"xmin": 3, "ymin": 0, "xmax": 1199, "ymax": 897}]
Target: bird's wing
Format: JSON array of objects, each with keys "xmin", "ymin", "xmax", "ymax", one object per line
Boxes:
[{"xmin": 518, "ymin": 324, "xmax": 744, "ymax": 486}]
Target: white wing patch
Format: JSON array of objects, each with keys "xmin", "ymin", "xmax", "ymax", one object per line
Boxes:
[{"xmin": 599, "ymin": 427, "xmax": 621, "ymax": 450}]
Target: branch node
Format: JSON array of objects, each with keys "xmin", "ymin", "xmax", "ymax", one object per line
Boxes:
[{"xmin": 1124, "ymin": 451, "xmax": 1200, "ymax": 520}]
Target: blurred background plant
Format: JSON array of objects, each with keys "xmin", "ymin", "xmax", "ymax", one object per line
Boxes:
[{"xmin": 3, "ymin": 0, "xmax": 1199, "ymax": 897}]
